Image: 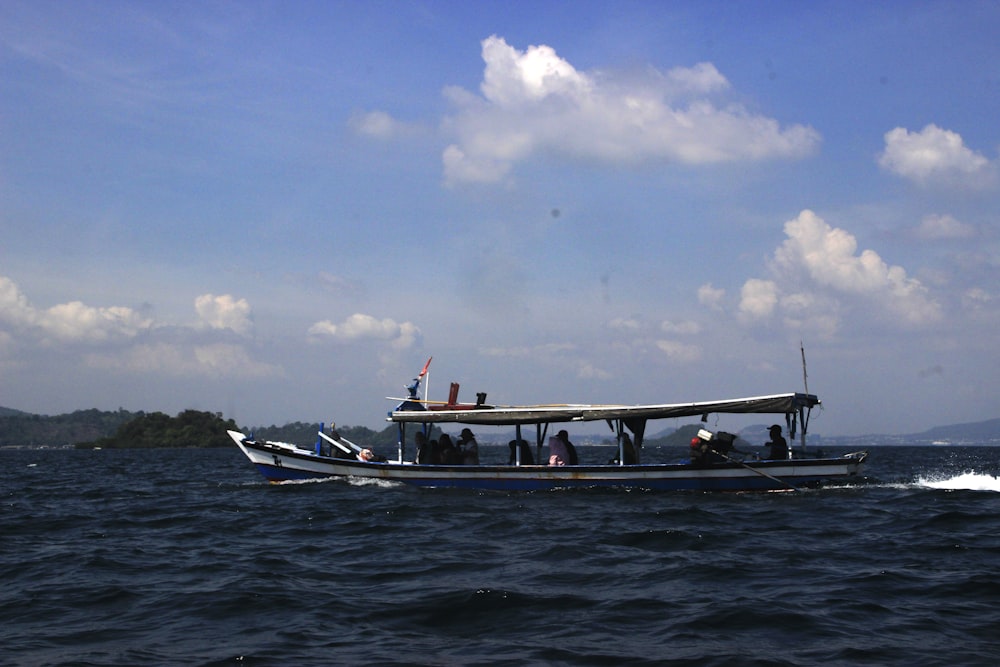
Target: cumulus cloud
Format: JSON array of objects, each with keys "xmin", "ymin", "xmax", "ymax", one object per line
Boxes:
[
  {"xmin": 195, "ymin": 294, "xmax": 253, "ymax": 336},
  {"xmin": 0, "ymin": 276, "xmax": 284, "ymax": 383},
  {"xmin": 308, "ymin": 313, "xmax": 420, "ymax": 349},
  {"xmin": 0, "ymin": 276, "xmax": 35, "ymax": 326},
  {"xmin": 0, "ymin": 275, "xmax": 152, "ymax": 343},
  {"xmin": 738, "ymin": 279, "xmax": 779, "ymax": 320},
  {"xmin": 878, "ymin": 124, "xmax": 995, "ymax": 187},
  {"xmin": 441, "ymin": 35, "xmax": 820, "ymax": 185},
  {"xmin": 739, "ymin": 210, "xmax": 941, "ymax": 331}
]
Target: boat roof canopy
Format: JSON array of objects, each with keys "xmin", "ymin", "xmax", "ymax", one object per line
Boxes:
[{"xmin": 388, "ymin": 392, "xmax": 819, "ymax": 426}]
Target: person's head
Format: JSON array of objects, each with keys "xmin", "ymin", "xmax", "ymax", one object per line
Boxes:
[
  {"xmin": 460, "ymin": 428, "xmax": 473, "ymax": 440},
  {"xmin": 557, "ymin": 430, "xmax": 569, "ymax": 441},
  {"xmin": 769, "ymin": 425, "xmax": 782, "ymax": 435}
]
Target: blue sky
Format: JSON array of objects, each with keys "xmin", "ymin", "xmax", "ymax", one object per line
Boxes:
[{"xmin": 2, "ymin": 1, "xmax": 998, "ymax": 436}]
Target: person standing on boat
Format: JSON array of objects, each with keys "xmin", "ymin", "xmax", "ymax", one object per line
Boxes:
[
  {"xmin": 764, "ymin": 425, "xmax": 789, "ymax": 460},
  {"xmin": 457, "ymin": 428, "xmax": 480, "ymax": 465}
]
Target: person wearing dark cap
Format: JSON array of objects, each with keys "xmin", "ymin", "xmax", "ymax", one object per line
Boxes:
[
  {"xmin": 457, "ymin": 427, "xmax": 480, "ymax": 465},
  {"xmin": 764, "ymin": 424, "xmax": 789, "ymax": 460}
]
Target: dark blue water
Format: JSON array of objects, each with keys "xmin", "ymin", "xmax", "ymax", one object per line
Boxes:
[{"xmin": 3, "ymin": 445, "xmax": 1000, "ymax": 666}]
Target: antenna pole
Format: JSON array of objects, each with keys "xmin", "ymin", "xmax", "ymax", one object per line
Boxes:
[
  {"xmin": 800, "ymin": 341, "xmax": 809, "ymax": 396},
  {"xmin": 799, "ymin": 342, "xmax": 809, "ymax": 453}
]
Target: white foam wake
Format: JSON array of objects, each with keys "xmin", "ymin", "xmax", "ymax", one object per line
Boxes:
[{"xmin": 915, "ymin": 471, "xmax": 1000, "ymax": 492}]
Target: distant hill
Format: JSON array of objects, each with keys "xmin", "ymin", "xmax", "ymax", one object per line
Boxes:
[
  {"xmin": 79, "ymin": 410, "xmax": 239, "ymax": 449},
  {"xmin": 913, "ymin": 418, "xmax": 1000, "ymax": 443},
  {"xmin": 0, "ymin": 407, "xmax": 143, "ymax": 447}
]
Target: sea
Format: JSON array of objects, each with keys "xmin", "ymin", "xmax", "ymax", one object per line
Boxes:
[{"xmin": 3, "ymin": 444, "xmax": 1000, "ymax": 666}]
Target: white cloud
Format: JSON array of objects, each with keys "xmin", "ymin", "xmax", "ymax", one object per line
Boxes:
[
  {"xmin": 660, "ymin": 319, "xmax": 701, "ymax": 335},
  {"xmin": 739, "ymin": 279, "xmax": 779, "ymax": 320},
  {"xmin": 914, "ymin": 213, "xmax": 976, "ymax": 240},
  {"xmin": 442, "ymin": 35, "xmax": 820, "ymax": 185},
  {"xmin": 655, "ymin": 339, "xmax": 702, "ymax": 363},
  {"xmin": 608, "ymin": 317, "xmax": 641, "ymax": 331},
  {"xmin": 481, "ymin": 342, "xmax": 577, "ymax": 358},
  {"xmin": 480, "ymin": 37, "xmax": 592, "ymax": 106},
  {"xmin": 698, "ymin": 283, "xmax": 725, "ymax": 310},
  {"xmin": 0, "ymin": 275, "xmax": 152, "ymax": 343},
  {"xmin": 308, "ymin": 313, "xmax": 420, "ymax": 349},
  {"xmin": 351, "ymin": 110, "xmax": 410, "ymax": 140},
  {"xmin": 878, "ymin": 124, "xmax": 995, "ymax": 187},
  {"xmin": 575, "ymin": 360, "xmax": 613, "ymax": 380},
  {"xmin": 0, "ymin": 276, "xmax": 280, "ymax": 380},
  {"xmin": 0, "ymin": 276, "xmax": 34, "ymax": 326},
  {"xmin": 963, "ymin": 287, "xmax": 994, "ymax": 311},
  {"xmin": 740, "ymin": 210, "xmax": 941, "ymax": 329},
  {"xmin": 195, "ymin": 294, "xmax": 253, "ymax": 336}
]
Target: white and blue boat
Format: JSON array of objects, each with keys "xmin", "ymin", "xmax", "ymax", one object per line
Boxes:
[{"xmin": 229, "ymin": 361, "xmax": 868, "ymax": 492}]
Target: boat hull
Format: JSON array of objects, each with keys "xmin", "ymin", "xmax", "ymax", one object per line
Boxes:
[{"xmin": 229, "ymin": 431, "xmax": 867, "ymax": 492}]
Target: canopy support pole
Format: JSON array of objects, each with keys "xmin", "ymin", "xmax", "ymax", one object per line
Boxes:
[
  {"xmin": 515, "ymin": 424, "xmax": 523, "ymax": 466},
  {"xmin": 397, "ymin": 422, "xmax": 405, "ymax": 463}
]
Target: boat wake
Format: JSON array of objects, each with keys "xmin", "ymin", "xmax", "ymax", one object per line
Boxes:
[
  {"xmin": 346, "ymin": 476, "xmax": 402, "ymax": 489},
  {"xmin": 914, "ymin": 471, "xmax": 1000, "ymax": 492},
  {"xmin": 274, "ymin": 476, "xmax": 339, "ymax": 486}
]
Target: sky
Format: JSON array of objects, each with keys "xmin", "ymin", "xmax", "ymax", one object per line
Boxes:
[{"xmin": 2, "ymin": 1, "xmax": 999, "ymax": 437}]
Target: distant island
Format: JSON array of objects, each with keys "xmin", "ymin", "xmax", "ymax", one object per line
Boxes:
[
  {"xmin": 0, "ymin": 406, "xmax": 400, "ymax": 449},
  {"xmin": 0, "ymin": 405, "xmax": 998, "ymax": 449}
]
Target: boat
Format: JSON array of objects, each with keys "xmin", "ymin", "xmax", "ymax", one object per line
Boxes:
[{"xmin": 228, "ymin": 361, "xmax": 868, "ymax": 492}]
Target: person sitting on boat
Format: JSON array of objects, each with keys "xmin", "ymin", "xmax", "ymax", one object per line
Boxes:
[
  {"xmin": 357, "ymin": 447, "xmax": 387, "ymax": 463},
  {"xmin": 508, "ymin": 438, "xmax": 534, "ymax": 465},
  {"xmin": 763, "ymin": 425, "xmax": 789, "ymax": 460},
  {"xmin": 548, "ymin": 435, "xmax": 569, "ymax": 466},
  {"xmin": 608, "ymin": 432, "xmax": 637, "ymax": 465},
  {"xmin": 689, "ymin": 429, "xmax": 724, "ymax": 465},
  {"xmin": 414, "ymin": 431, "xmax": 432, "ymax": 464},
  {"xmin": 457, "ymin": 428, "xmax": 480, "ymax": 465},
  {"xmin": 690, "ymin": 435, "xmax": 709, "ymax": 466},
  {"xmin": 560, "ymin": 430, "xmax": 579, "ymax": 465},
  {"xmin": 549, "ymin": 430, "xmax": 578, "ymax": 466},
  {"xmin": 437, "ymin": 433, "xmax": 458, "ymax": 464}
]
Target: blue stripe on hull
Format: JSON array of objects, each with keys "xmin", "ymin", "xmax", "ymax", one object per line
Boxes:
[
  {"xmin": 390, "ymin": 475, "xmax": 826, "ymax": 492},
  {"xmin": 254, "ymin": 463, "xmax": 332, "ymax": 483}
]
